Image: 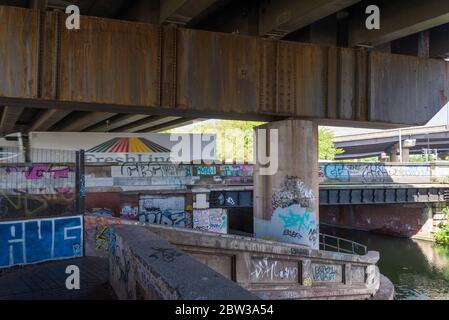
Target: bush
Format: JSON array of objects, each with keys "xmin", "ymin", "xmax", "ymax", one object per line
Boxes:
[
  {"xmin": 435, "ymin": 224, "xmax": 449, "ymax": 246},
  {"xmin": 435, "ymin": 207, "xmax": 449, "ymax": 246}
]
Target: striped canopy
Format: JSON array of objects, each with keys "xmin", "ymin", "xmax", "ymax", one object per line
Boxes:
[{"xmin": 87, "ymin": 138, "xmax": 171, "ymax": 153}]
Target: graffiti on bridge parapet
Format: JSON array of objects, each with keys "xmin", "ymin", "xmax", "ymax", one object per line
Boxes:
[
  {"xmin": 312, "ymin": 264, "xmax": 340, "ymax": 282},
  {"xmin": 250, "ymin": 258, "xmax": 298, "ymax": 283},
  {"xmin": 319, "ymin": 163, "xmax": 431, "ymax": 183}
]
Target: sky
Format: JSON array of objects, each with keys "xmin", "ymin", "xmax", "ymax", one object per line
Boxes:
[
  {"xmin": 174, "ymin": 103, "xmax": 449, "ymax": 137},
  {"xmin": 323, "ymin": 103, "xmax": 449, "ymax": 137}
]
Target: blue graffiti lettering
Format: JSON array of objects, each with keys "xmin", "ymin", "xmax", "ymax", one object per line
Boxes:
[{"xmin": 0, "ymin": 216, "xmax": 83, "ymax": 268}]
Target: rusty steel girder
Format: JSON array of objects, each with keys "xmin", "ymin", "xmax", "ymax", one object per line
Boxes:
[{"xmin": 0, "ymin": 5, "xmax": 448, "ymax": 126}]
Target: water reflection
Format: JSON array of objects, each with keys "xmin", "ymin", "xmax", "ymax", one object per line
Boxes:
[{"xmin": 321, "ymin": 225, "xmax": 449, "ymax": 300}]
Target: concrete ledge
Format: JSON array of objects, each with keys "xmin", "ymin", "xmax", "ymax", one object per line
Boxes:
[
  {"xmin": 109, "ymin": 225, "xmax": 259, "ymax": 300},
  {"xmin": 371, "ymin": 274, "xmax": 395, "ymax": 300}
]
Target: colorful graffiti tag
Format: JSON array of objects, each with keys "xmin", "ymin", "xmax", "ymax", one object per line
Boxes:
[
  {"xmin": 112, "ymin": 164, "xmax": 190, "ymax": 178},
  {"xmin": 319, "ymin": 163, "xmax": 431, "ymax": 184},
  {"xmin": 312, "ymin": 264, "xmax": 340, "ymax": 282},
  {"xmin": 0, "ymin": 216, "xmax": 83, "ymax": 268},
  {"xmin": 193, "ymin": 208, "xmax": 227, "ymax": 234},
  {"xmin": 250, "ymin": 258, "xmax": 298, "ymax": 283},
  {"xmin": 138, "ymin": 196, "xmax": 186, "ymax": 227},
  {"xmin": 255, "ymin": 177, "xmax": 318, "ymax": 249}
]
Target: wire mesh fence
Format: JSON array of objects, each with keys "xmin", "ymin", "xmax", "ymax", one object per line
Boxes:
[{"xmin": 0, "ymin": 147, "xmax": 82, "ymax": 220}]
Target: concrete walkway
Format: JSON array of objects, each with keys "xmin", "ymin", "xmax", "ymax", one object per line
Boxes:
[{"xmin": 0, "ymin": 257, "xmax": 115, "ymax": 300}]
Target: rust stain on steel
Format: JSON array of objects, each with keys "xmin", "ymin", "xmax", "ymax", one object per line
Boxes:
[
  {"xmin": 176, "ymin": 28, "xmax": 261, "ymax": 114},
  {"xmin": 40, "ymin": 11, "xmax": 59, "ymax": 100},
  {"xmin": 276, "ymin": 41, "xmax": 328, "ymax": 118},
  {"xmin": 369, "ymin": 51, "xmax": 449, "ymax": 125},
  {"xmin": 58, "ymin": 15, "xmax": 161, "ymax": 107},
  {"xmin": 0, "ymin": 6, "xmax": 39, "ymax": 99},
  {"xmin": 160, "ymin": 25, "xmax": 178, "ymax": 108}
]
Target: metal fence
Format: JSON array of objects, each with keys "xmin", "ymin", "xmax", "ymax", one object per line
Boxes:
[
  {"xmin": 319, "ymin": 233, "xmax": 367, "ymax": 256},
  {"xmin": 0, "ymin": 147, "xmax": 85, "ymax": 220}
]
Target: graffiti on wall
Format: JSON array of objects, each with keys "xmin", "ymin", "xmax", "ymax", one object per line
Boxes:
[
  {"xmin": 138, "ymin": 196, "xmax": 186, "ymax": 227},
  {"xmin": 193, "ymin": 208, "xmax": 227, "ymax": 234},
  {"xmin": 120, "ymin": 203, "xmax": 138, "ymax": 220},
  {"xmin": 219, "ymin": 165, "xmax": 253, "ymax": 177},
  {"xmin": 194, "ymin": 166, "xmax": 216, "ymax": 176},
  {"xmin": 112, "ymin": 164, "xmax": 191, "ymax": 178},
  {"xmin": 250, "ymin": 258, "xmax": 298, "ymax": 283},
  {"xmin": 84, "ymin": 215, "xmax": 122, "ymax": 257},
  {"xmin": 319, "ymin": 163, "xmax": 431, "ymax": 183},
  {"xmin": 255, "ymin": 177, "xmax": 318, "ymax": 249},
  {"xmin": 0, "ymin": 192, "xmax": 77, "ymax": 219},
  {"xmin": 0, "ymin": 164, "xmax": 76, "ymax": 218},
  {"xmin": 0, "ymin": 164, "xmax": 74, "ymax": 194},
  {"xmin": 0, "ymin": 216, "xmax": 83, "ymax": 268},
  {"xmin": 302, "ymin": 260, "xmax": 313, "ymax": 287},
  {"xmin": 312, "ymin": 264, "xmax": 340, "ymax": 282}
]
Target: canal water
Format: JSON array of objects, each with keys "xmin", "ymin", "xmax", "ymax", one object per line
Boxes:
[{"xmin": 321, "ymin": 225, "xmax": 449, "ymax": 300}]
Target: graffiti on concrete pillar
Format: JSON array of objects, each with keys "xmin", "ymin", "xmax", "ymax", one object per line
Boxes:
[{"xmin": 255, "ymin": 177, "xmax": 318, "ymax": 249}]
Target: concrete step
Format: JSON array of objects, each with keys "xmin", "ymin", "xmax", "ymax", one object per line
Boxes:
[{"xmin": 433, "ymin": 213, "xmax": 447, "ymax": 221}]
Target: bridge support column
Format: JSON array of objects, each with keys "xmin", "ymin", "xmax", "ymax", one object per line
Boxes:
[
  {"xmin": 389, "ymin": 144, "xmax": 410, "ymax": 162},
  {"xmin": 254, "ymin": 119, "xmax": 319, "ymax": 250},
  {"xmin": 389, "ymin": 144, "xmax": 400, "ymax": 162},
  {"xmin": 402, "ymin": 147, "xmax": 410, "ymax": 162}
]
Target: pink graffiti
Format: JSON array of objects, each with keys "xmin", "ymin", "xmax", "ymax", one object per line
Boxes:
[
  {"xmin": 51, "ymin": 168, "xmax": 70, "ymax": 179},
  {"xmin": 54, "ymin": 187, "xmax": 72, "ymax": 194},
  {"xmin": 25, "ymin": 164, "xmax": 51, "ymax": 180},
  {"xmin": 7, "ymin": 164, "xmax": 71, "ymax": 180}
]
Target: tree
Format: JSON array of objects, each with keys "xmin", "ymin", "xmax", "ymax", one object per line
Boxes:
[
  {"xmin": 318, "ymin": 128, "xmax": 344, "ymax": 160},
  {"xmin": 165, "ymin": 120, "xmax": 264, "ymax": 162},
  {"xmin": 166, "ymin": 121, "xmax": 344, "ymax": 162}
]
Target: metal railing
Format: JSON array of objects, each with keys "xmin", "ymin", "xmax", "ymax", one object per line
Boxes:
[{"xmin": 319, "ymin": 233, "xmax": 367, "ymax": 256}]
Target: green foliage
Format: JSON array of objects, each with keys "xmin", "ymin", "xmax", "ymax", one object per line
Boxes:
[
  {"xmin": 435, "ymin": 225, "xmax": 449, "ymax": 246},
  {"xmin": 409, "ymin": 155, "xmax": 438, "ymax": 163},
  {"xmin": 318, "ymin": 128, "xmax": 344, "ymax": 161},
  {"xmin": 435, "ymin": 207, "xmax": 449, "ymax": 246}
]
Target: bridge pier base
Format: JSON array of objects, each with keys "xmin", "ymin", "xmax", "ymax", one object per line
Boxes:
[{"xmin": 254, "ymin": 119, "xmax": 319, "ymax": 249}]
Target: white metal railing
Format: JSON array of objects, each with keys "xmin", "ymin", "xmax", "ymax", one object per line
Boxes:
[{"xmin": 319, "ymin": 233, "xmax": 367, "ymax": 255}]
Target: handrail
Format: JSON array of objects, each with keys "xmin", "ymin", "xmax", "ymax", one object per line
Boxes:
[{"xmin": 319, "ymin": 233, "xmax": 367, "ymax": 256}]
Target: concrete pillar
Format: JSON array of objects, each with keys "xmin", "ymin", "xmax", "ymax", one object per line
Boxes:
[
  {"xmin": 388, "ymin": 144, "xmax": 410, "ymax": 162},
  {"xmin": 402, "ymin": 147, "xmax": 410, "ymax": 163},
  {"xmin": 253, "ymin": 119, "xmax": 319, "ymax": 250},
  {"xmin": 389, "ymin": 144, "xmax": 400, "ymax": 162}
]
